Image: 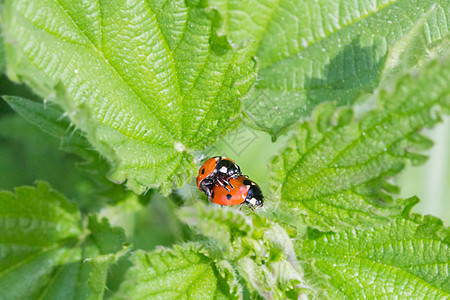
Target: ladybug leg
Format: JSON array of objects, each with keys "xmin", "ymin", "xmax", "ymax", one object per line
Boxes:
[
  {"xmin": 222, "ymin": 178, "xmax": 235, "ymax": 189},
  {"xmin": 220, "ymin": 182, "xmax": 230, "ymax": 192},
  {"xmin": 217, "ymin": 179, "xmax": 234, "ymax": 191},
  {"xmin": 244, "ymin": 201, "xmax": 255, "ymax": 211}
]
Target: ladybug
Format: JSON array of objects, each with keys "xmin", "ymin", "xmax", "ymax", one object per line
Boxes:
[
  {"xmin": 210, "ymin": 175, "xmax": 264, "ymax": 210},
  {"xmin": 197, "ymin": 156, "xmax": 242, "ymax": 197}
]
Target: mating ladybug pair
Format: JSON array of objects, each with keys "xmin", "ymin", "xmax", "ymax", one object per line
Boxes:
[{"xmin": 196, "ymin": 156, "xmax": 264, "ymax": 210}]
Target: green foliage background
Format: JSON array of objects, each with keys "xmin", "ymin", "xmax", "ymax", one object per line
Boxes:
[{"xmin": 0, "ymin": 0, "xmax": 449, "ymax": 299}]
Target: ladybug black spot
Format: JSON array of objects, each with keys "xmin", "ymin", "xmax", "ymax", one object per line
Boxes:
[
  {"xmin": 211, "ymin": 191, "xmax": 215, "ymax": 198},
  {"xmin": 201, "ymin": 168, "xmax": 205, "ymax": 174},
  {"xmin": 226, "ymin": 194, "xmax": 232, "ymax": 200},
  {"xmin": 243, "ymin": 179, "xmax": 252, "ymax": 186}
]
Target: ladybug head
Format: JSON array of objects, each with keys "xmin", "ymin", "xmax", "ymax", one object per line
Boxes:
[{"xmin": 244, "ymin": 180, "xmax": 264, "ymax": 209}]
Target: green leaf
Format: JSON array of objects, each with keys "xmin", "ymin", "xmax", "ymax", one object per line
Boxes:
[
  {"xmin": 269, "ymin": 55, "xmax": 450, "ymax": 231},
  {"xmin": 0, "ymin": 182, "xmax": 81, "ymax": 299},
  {"xmin": 3, "ymin": 96, "xmax": 91, "ymax": 156},
  {"xmin": 381, "ymin": 15, "xmax": 450, "ymax": 85},
  {"xmin": 0, "ymin": 2, "xmax": 5, "ymax": 74},
  {"xmin": 0, "ymin": 182, "xmax": 128, "ymax": 299},
  {"xmin": 1, "ymin": 96, "xmax": 130, "ymax": 210},
  {"xmin": 177, "ymin": 202, "xmax": 252, "ymax": 255},
  {"xmin": 0, "ymin": 29, "xmax": 5, "ymax": 74},
  {"xmin": 38, "ymin": 216, "xmax": 128, "ymax": 300},
  {"xmin": 2, "ymin": 0, "xmax": 257, "ymax": 194},
  {"xmin": 178, "ymin": 202, "xmax": 311, "ymax": 298},
  {"xmin": 297, "ymin": 212, "xmax": 450, "ymax": 298},
  {"xmin": 87, "ymin": 215, "xmax": 127, "ymax": 255},
  {"xmin": 210, "ymin": 0, "xmax": 450, "ymax": 137},
  {"xmin": 113, "ymin": 243, "xmax": 240, "ymax": 299}
]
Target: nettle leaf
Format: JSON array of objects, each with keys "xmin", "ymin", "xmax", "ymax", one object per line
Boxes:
[
  {"xmin": 210, "ymin": 0, "xmax": 450, "ymax": 137},
  {"xmin": 2, "ymin": 96, "xmax": 130, "ymax": 209},
  {"xmin": 269, "ymin": 55, "xmax": 450, "ymax": 231},
  {"xmin": 178, "ymin": 203, "xmax": 311, "ymax": 299},
  {"xmin": 2, "ymin": 0, "xmax": 257, "ymax": 194},
  {"xmin": 381, "ymin": 17, "xmax": 450, "ymax": 85},
  {"xmin": 0, "ymin": 182, "xmax": 128, "ymax": 299},
  {"xmin": 2, "ymin": 96, "xmax": 90, "ymax": 156},
  {"xmin": 0, "ymin": 114, "xmax": 99, "ymax": 210},
  {"xmin": 0, "ymin": 181, "xmax": 79, "ymax": 298},
  {"xmin": 177, "ymin": 202, "xmax": 252, "ymax": 255},
  {"xmin": 297, "ymin": 210, "xmax": 450, "ymax": 298},
  {"xmin": 113, "ymin": 243, "xmax": 240, "ymax": 299},
  {"xmin": 38, "ymin": 216, "xmax": 128, "ymax": 300}
]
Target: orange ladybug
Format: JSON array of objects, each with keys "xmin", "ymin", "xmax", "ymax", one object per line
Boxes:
[
  {"xmin": 196, "ymin": 156, "xmax": 241, "ymax": 197},
  {"xmin": 210, "ymin": 176, "xmax": 264, "ymax": 210}
]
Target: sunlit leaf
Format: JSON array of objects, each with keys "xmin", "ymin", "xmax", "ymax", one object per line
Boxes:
[
  {"xmin": 269, "ymin": 55, "xmax": 450, "ymax": 230},
  {"xmin": 211, "ymin": 0, "xmax": 450, "ymax": 137},
  {"xmin": 297, "ymin": 210, "xmax": 450, "ymax": 298},
  {"xmin": 178, "ymin": 202, "xmax": 311, "ymax": 298},
  {"xmin": 114, "ymin": 243, "xmax": 240, "ymax": 299},
  {"xmin": 2, "ymin": 0, "xmax": 257, "ymax": 194}
]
